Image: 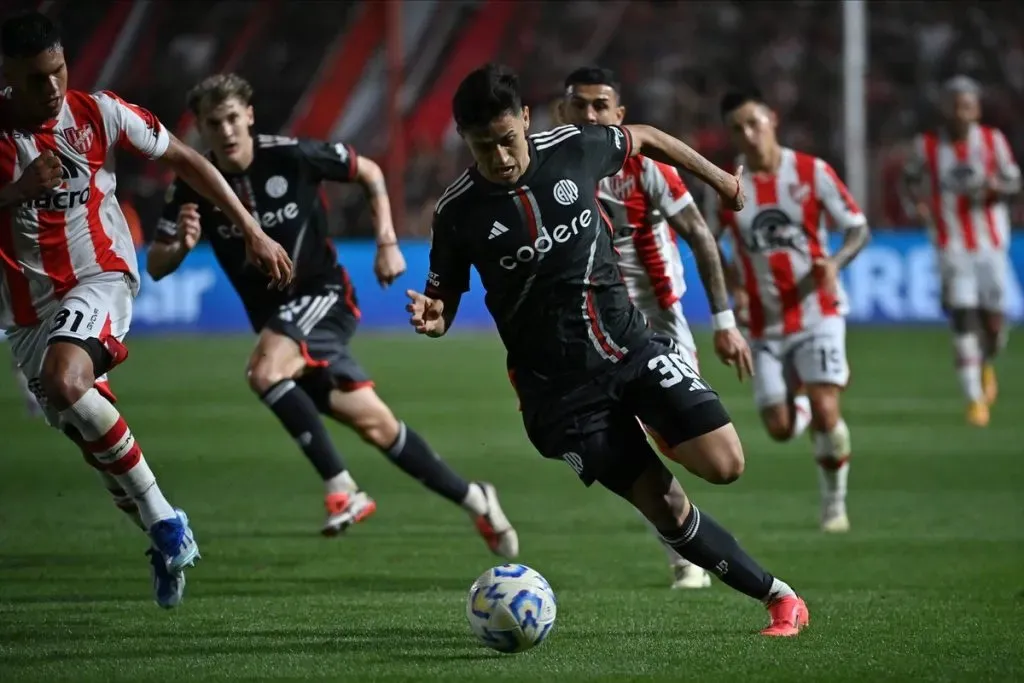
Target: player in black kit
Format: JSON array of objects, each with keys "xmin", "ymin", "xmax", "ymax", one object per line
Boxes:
[
  {"xmin": 147, "ymin": 73, "xmax": 518, "ymax": 557},
  {"xmin": 406, "ymin": 64, "xmax": 810, "ymax": 636}
]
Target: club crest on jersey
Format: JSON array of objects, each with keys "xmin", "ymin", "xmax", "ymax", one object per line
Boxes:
[
  {"xmin": 788, "ymin": 182, "xmax": 811, "ymax": 204},
  {"xmin": 265, "ymin": 175, "xmax": 288, "ymax": 199},
  {"xmin": 607, "ymin": 174, "xmax": 635, "ymax": 200},
  {"xmin": 553, "ymin": 179, "xmax": 579, "ymax": 206},
  {"xmin": 62, "ymin": 124, "xmax": 95, "ymax": 155}
]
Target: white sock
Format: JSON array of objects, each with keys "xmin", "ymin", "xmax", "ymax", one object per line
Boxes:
[
  {"xmin": 13, "ymin": 366, "xmax": 34, "ymax": 400},
  {"xmin": 764, "ymin": 577, "xmax": 796, "ymax": 604},
  {"xmin": 460, "ymin": 482, "xmax": 488, "ymax": 516},
  {"xmin": 61, "ymin": 388, "xmax": 175, "ymax": 528},
  {"xmin": 324, "ymin": 470, "xmax": 357, "ymax": 495},
  {"xmin": 813, "ymin": 419, "xmax": 851, "ymax": 510},
  {"xmin": 953, "ymin": 333, "xmax": 984, "ymax": 402},
  {"xmin": 791, "ymin": 395, "xmax": 812, "ymax": 439}
]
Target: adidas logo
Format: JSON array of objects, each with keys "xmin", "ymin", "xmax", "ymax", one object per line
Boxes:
[{"xmin": 488, "ymin": 221, "xmax": 510, "ymax": 240}]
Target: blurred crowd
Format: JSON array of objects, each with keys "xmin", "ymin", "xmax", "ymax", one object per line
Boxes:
[
  {"xmin": 403, "ymin": 1, "xmax": 1024, "ymax": 237},
  {"xmin": 103, "ymin": 0, "xmax": 1024, "ymax": 239}
]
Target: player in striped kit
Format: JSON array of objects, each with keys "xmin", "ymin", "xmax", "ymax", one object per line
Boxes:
[
  {"xmin": 901, "ymin": 76, "xmax": 1020, "ymax": 427},
  {"xmin": 560, "ymin": 67, "xmax": 752, "ymax": 589},
  {"xmin": 0, "ymin": 12, "xmax": 293, "ymax": 607},
  {"xmin": 708, "ymin": 89, "xmax": 871, "ymax": 533}
]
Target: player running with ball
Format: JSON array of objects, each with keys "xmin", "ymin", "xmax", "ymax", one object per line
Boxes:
[
  {"xmin": 708, "ymin": 89, "xmax": 870, "ymax": 533},
  {"xmin": 148, "ymin": 74, "xmax": 518, "ymax": 556},
  {"xmin": 0, "ymin": 12, "xmax": 293, "ymax": 608},
  {"xmin": 559, "ymin": 66, "xmax": 747, "ymax": 591},
  {"xmin": 407, "ymin": 64, "xmax": 809, "ymax": 637}
]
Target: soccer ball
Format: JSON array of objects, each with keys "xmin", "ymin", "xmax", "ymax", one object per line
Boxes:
[{"xmin": 466, "ymin": 564, "xmax": 557, "ymax": 653}]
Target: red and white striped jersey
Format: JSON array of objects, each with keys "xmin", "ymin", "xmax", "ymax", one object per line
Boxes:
[
  {"xmin": 0, "ymin": 89, "xmax": 169, "ymax": 330},
  {"xmin": 598, "ymin": 155, "xmax": 692, "ymax": 309},
  {"xmin": 706, "ymin": 148, "xmax": 866, "ymax": 340},
  {"xmin": 904, "ymin": 124, "xmax": 1019, "ymax": 253}
]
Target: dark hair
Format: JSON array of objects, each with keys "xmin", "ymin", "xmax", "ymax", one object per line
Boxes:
[
  {"xmin": 563, "ymin": 66, "xmax": 620, "ymax": 95},
  {"xmin": 720, "ymin": 87, "xmax": 767, "ymax": 119},
  {"xmin": 1, "ymin": 11, "xmax": 60, "ymax": 59},
  {"xmin": 452, "ymin": 63, "xmax": 522, "ymax": 130},
  {"xmin": 186, "ymin": 73, "xmax": 254, "ymax": 115}
]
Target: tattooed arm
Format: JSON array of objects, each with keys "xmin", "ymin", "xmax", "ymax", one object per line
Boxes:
[{"xmin": 666, "ymin": 204, "xmax": 731, "ymax": 315}]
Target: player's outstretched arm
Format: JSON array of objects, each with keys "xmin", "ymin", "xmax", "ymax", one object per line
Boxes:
[
  {"xmin": 159, "ymin": 135, "xmax": 293, "ymax": 288},
  {"xmin": 624, "ymin": 124, "xmax": 744, "ymax": 210},
  {"xmin": 405, "ymin": 290, "xmax": 462, "ymax": 338},
  {"xmin": 667, "ymin": 204, "xmax": 753, "ymax": 380}
]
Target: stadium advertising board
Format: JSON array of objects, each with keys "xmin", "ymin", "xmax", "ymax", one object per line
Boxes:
[{"xmin": 128, "ymin": 230, "xmax": 1023, "ymax": 334}]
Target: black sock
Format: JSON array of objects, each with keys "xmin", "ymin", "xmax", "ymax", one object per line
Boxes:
[
  {"xmin": 660, "ymin": 504, "xmax": 774, "ymax": 601},
  {"xmin": 261, "ymin": 379, "xmax": 347, "ymax": 480},
  {"xmin": 383, "ymin": 422, "xmax": 469, "ymax": 505}
]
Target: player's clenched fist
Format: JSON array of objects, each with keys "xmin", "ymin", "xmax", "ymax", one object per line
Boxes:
[
  {"xmin": 15, "ymin": 150, "xmax": 62, "ymax": 199},
  {"xmin": 243, "ymin": 226, "xmax": 293, "ymax": 290},
  {"xmin": 374, "ymin": 243, "xmax": 407, "ymax": 288},
  {"xmin": 176, "ymin": 203, "xmax": 202, "ymax": 249},
  {"xmin": 405, "ymin": 289, "xmax": 446, "ymax": 337}
]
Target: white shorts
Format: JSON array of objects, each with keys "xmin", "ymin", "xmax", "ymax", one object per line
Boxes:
[
  {"xmin": 750, "ymin": 316, "xmax": 849, "ymax": 408},
  {"xmin": 640, "ymin": 298, "xmax": 699, "ymax": 370},
  {"xmin": 6, "ymin": 272, "xmax": 133, "ymax": 426},
  {"xmin": 940, "ymin": 249, "xmax": 1009, "ymax": 312}
]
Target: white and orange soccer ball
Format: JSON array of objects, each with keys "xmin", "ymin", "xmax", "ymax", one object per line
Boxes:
[{"xmin": 466, "ymin": 564, "xmax": 557, "ymax": 653}]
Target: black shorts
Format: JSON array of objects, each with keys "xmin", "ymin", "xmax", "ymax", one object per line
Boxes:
[
  {"xmin": 517, "ymin": 335, "xmax": 732, "ymax": 494},
  {"xmin": 258, "ymin": 284, "xmax": 373, "ymax": 390}
]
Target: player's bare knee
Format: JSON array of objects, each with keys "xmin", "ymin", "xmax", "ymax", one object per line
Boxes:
[
  {"xmin": 674, "ymin": 425, "xmax": 745, "ymax": 485},
  {"xmin": 710, "ymin": 432, "xmax": 745, "ymax": 485},
  {"xmin": 807, "ymin": 386, "xmax": 840, "ymax": 432},
  {"xmin": 247, "ymin": 360, "xmax": 290, "ymax": 395},
  {"xmin": 760, "ymin": 406, "xmax": 792, "ymax": 442},
  {"xmin": 40, "ymin": 345, "xmax": 93, "ymax": 410}
]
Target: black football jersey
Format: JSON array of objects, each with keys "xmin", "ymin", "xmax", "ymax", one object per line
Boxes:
[
  {"xmin": 426, "ymin": 124, "xmax": 650, "ymax": 384},
  {"xmin": 157, "ymin": 133, "xmax": 359, "ymax": 312}
]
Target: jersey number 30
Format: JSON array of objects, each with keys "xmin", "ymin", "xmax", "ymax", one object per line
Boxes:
[{"xmin": 648, "ymin": 353, "xmax": 709, "ymax": 391}]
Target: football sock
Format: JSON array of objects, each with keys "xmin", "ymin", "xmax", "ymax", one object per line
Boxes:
[
  {"xmin": 260, "ymin": 379, "xmax": 348, "ymax": 480},
  {"xmin": 660, "ymin": 503, "xmax": 785, "ymax": 601},
  {"xmin": 790, "ymin": 395, "xmax": 812, "ymax": 439},
  {"xmin": 953, "ymin": 333, "xmax": 984, "ymax": 402},
  {"xmin": 12, "ymin": 363, "xmax": 37, "ymax": 406},
  {"xmin": 381, "ymin": 421, "xmax": 472, "ymax": 507},
  {"xmin": 60, "ymin": 388, "xmax": 176, "ymax": 528},
  {"xmin": 637, "ymin": 508, "xmax": 689, "ymax": 565},
  {"xmin": 461, "ymin": 482, "xmax": 489, "ymax": 516},
  {"xmin": 324, "ymin": 470, "xmax": 358, "ymax": 495},
  {"xmin": 813, "ymin": 419, "xmax": 851, "ymax": 509},
  {"xmin": 96, "ymin": 469, "xmax": 145, "ymax": 531}
]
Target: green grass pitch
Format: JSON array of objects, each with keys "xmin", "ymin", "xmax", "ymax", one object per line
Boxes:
[{"xmin": 1, "ymin": 328, "xmax": 1022, "ymax": 682}]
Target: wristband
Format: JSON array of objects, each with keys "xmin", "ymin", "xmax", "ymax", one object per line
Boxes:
[
  {"xmin": 377, "ymin": 241, "xmax": 398, "ymax": 248},
  {"xmin": 712, "ymin": 310, "xmax": 736, "ymax": 331}
]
